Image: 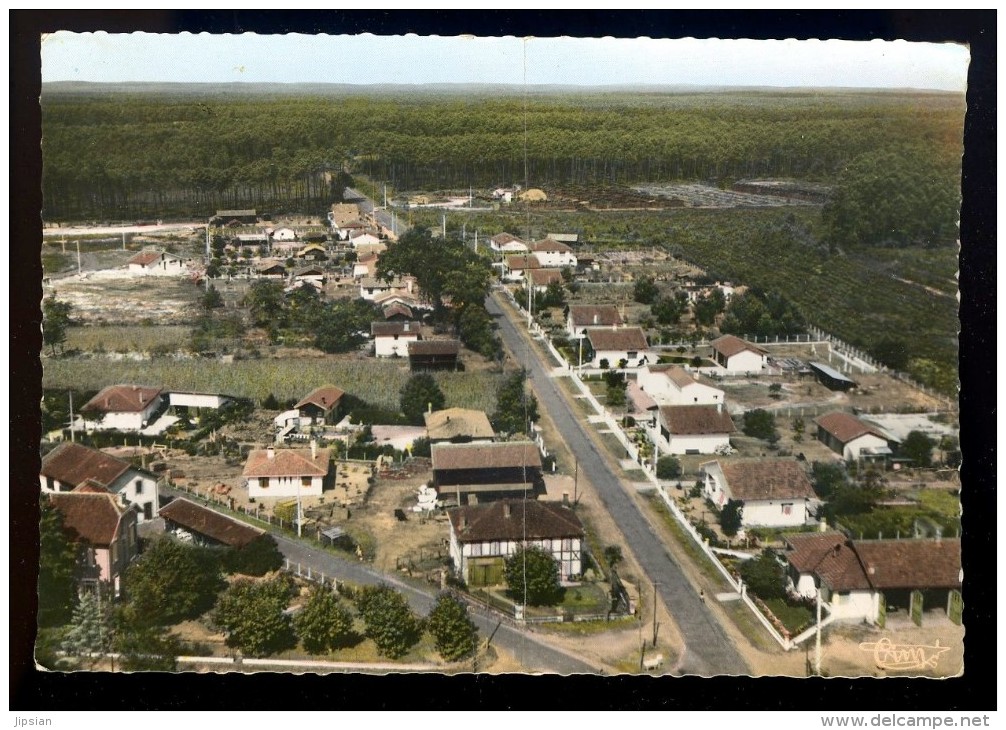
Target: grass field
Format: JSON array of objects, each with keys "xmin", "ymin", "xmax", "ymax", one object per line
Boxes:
[
  {"xmin": 42, "ymin": 355, "xmax": 505, "ymax": 413},
  {"xmin": 65, "ymin": 325, "xmax": 192, "ymax": 354}
]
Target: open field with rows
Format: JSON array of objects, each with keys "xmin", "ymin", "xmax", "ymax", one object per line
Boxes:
[{"xmin": 42, "ymin": 355, "xmax": 505, "ymax": 413}]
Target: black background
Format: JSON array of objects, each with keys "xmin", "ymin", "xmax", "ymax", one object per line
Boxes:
[{"xmin": 11, "ymin": 10, "xmax": 995, "ymax": 711}]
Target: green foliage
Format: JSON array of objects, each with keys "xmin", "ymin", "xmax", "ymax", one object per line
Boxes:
[
  {"xmin": 693, "ymin": 289, "xmax": 726, "ymax": 326},
  {"xmin": 400, "ymin": 373, "xmax": 446, "ymax": 425},
  {"xmin": 199, "ymin": 284, "xmax": 224, "ymax": 311},
  {"xmin": 823, "ymin": 146, "xmax": 960, "ymax": 248},
  {"xmin": 457, "ymin": 305, "xmax": 502, "ymax": 361},
  {"xmin": 721, "ymin": 290, "xmax": 805, "ymax": 339},
  {"xmin": 652, "ymin": 292, "xmax": 688, "ymax": 325},
  {"xmin": 633, "ymin": 275, "xmax": 659, "ymax": 304},
  {"xmin": 42, "ymin": 294, "xmax": 73, "ymax": 357},
  {"xmin": 426, "ymin": 593, "xmax": 478, "ymax": 662},
  {"xmin": 213, "ymin": 577, "xmax": 296, "ymax": 657},
  {"xmin": 122, "ymin": 537, "xmax": 226, "ymax": 626},
  {"xmin": 742, "ymin": 409, "xmax": 778, "ymax": 442},
  {"xmin": 491, "ymin": 370, "xmax": 539, "ymax": 436},
  {"xmin": 504, "ymin": 545, "xmax": 562, "ymax": 607},
  {"xmin": 870, "ymin": 337, "xmax": 911, "ymax": 371},
  {"xmin": 293, "ymin": 586, "xmax": 355, "ymax": 654},
  {"xmin": 38, "ymin": 499, "xmax": 79, "ymax": 627},
  {"xmin": 656, "ymin": 455, "xmax": 682, "ymax": 480},
  {"xmin": 897, "ymin": 430, "xmax": 935, "ymax": 468},
  {"xmin": 61, "ymin": 592, "xmax": 109, "ymax": 656},
  {"xmin": 603, "ymin": 545, "xmax": 623, "ymax": 569},
  {"xmin": 112, "ymin": 619, "xmax": 184, "ymax": 671},
  {"xmin": 811, "ymin": 462, "xmax": 848, "ymax": 499},
  {"xmin": 354, "ymin": 584, "xmax": 423, "ymax": 659},
  {"xmin": 720, "ymin": 499, "xmax": 744, "ymax": 537},
  {"xmin": 410, "ymin": 436, "xmax": 432, "ymax": 458},
  {"xmin": 261, "ymin": 393, "xmax": 281, "ymax": 410},
  {"xmin": 739, "ymin": 550, "xmax": 787, "ymax": 601},
  {"xmin": 222, "ymin": 535, "xmax": 284, "ymax": 577}
]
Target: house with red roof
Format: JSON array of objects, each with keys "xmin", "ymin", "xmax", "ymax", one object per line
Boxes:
[
  {"xmin": 701, "ymin": 458, "xmax": 817, "ymax": 528},
  {"xmin": 710, "ymin": 334, "xmax": 768, "ymax": 374},
  {"xmin": 40, "ymin": 442, "xmax": 160, "ymax": 522},
  {"xmin": 489, "ymin": 232, "xmax": 528, "ymax": 254},
  {"xmin": 566, "ymin": 305, "xmax": 623, "ymax": 339},
  {"xmin": 127, "ymin": 249, "xmax": 187, "ymax": 275},
  {"xmin": 502, "ymin": 254, "xmax": 541, "ymax": 283},
  {"xmin": 447, "ymin": 500, "xmax": 585, "ymax": 586},
  {"xmin": 654, "ymin": 404, "xmax": 736, "ymax": 455},
  {"xmin": 242, "ymin": 444, "xmax": 333, "ymax": 499},
  {"xmin": 160, "ymin": 497, "xmax": 266, "ymax": 549},
  {"xmin": 637, "ymin": 364, "xmax": 725, "ymax": 406},
  {"xmin": 585, "ymin": 327, "xmax": 650, "ymax": 368},
  {"xmin": 784, "ymin": 533, "xmax": 962, "ymax": 625},
  {"xmin": 530, "ymin": 238, "xmax": 577, "ymax": 268},
  {"xmin": 295, "ymin": 385, "xmax": 346, "ymax": 426},
  {"xmin": 371, "ymin": 321, "xmax": 421, "ymax": 358},
  {"xmin": 80, "ymin": 385, "xmax": 165, "ymax": 432},
  {"xmin": 814, "ymin": 411, "xmax": 894, "ymax": 462},
  {"xmin": 48, "ymin": 492, "xmax": 139, "ymax": 596}
]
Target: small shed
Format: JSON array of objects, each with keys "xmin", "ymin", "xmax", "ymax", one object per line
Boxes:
[{"xmin": 809, "ymin": 361, "xmax": 858, "ymax": 391}]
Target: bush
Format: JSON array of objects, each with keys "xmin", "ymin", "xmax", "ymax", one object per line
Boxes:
[
  {"xmin": 222, "ymin": 535, "xmax": 284, "ymax": 577},
  {"xmin": 213, "ymin": 577, "xmax": 297, "ymax": 657},
  {"xmin": 426, "ymin": 593, "xmax": 478, "ymax": 662},
  {"xmin": 656, "ymin": 455, "xmax": 682, "ymax": 480},
  {"xmin": 739, "ymin": 550, "xmax": 787, "ymax": 601},
  {"xmin": 294, "ymin": 586, "xmax": 355, "ymax": 654},
  {"xmin": 355, "ymin": 584, "xmax": 423, "ymax": 659},
  {"xmin": 505, "ymin": 546, "xmax": 562, "ymax": 606}
]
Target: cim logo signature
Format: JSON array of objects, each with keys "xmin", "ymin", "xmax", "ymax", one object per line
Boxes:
[{"xmin": 858, "ymin": 637, "xmax": 951, "ymax": 671}]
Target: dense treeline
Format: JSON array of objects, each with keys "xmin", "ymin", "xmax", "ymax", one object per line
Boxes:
[{"xmin": 42, "ymin": 89, "xmax": 964, "ymax": 221}]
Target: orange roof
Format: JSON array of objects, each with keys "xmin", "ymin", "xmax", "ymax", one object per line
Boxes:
[
  {"xmin": 715, "ymin": 459, "xmax": 816, "ymax": 501},
  {"xmin": 449, "ymin": 500, "xmax": 583, "ymax": 543},
  {"xmin": 295, "ymin": 386, "xmax": 345, "ymax": 412},
  {"xmin": 711, "ymin": 334, "xmax": 767, "ymax": 358},
  {"xmin": 49, "ymin": 492, "xmax": 128, "ymax": 547},
  {"xmin": 569, "ymin": 305, "xmax": 622, "ymax": 328},
  {"xmin": 531, "ymin": 238, "xmax": 573, "ymax": 253},
  {"xmin": 505, "ymin": 255, "xmax": 541, "ymax": 270},
  {"xmin": 82, "ymin": 385, "xmax": 162, "ymax": 414},
  {"xmin": 814, "ymin": 412, "xmax": 888, "ymax": 444},
  {"xmin": 659, "ymin": 405, "xmax": 736, "ymax": 435},
  {"xmin": 243, "ymin": 448, "xmax": 331, "ymax": 478},
  {"xmin": 586, "ymin": 327, "xmax": 648, "ymax": 352},
  {"xmin": 528, "ymin": 268, "xmax": 564, "ymax": 286},
  {"xmin": 41, "ymin": 442, "xmax": 131, "ymax": 487}
]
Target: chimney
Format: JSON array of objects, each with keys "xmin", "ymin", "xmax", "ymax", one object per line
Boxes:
[
  {"xmin": 321, "ymin": 396, "xmax": 327, "ymax": 405},
  {"xmin": 503, "ymin": 503, "xmax": 511, "ymax": 519},
  {"xmin": 404, "ymin": 322, "xmax": 410, "ymax": 332},
  {"xmin": 267, "ymin": 448, "xmax": 275, "ymax": 460}
]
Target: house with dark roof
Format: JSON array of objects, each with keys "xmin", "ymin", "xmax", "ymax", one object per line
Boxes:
[
  {"xmin": 448, "ymin": 500, "xmax": 585, "ymax": 586},
  {"xmin": 710, "ymin": 334, "xmax": 768, "ymax": 374},
  {"xmin": 489, "ymin": 232, "xmax": 528, "ymax": 254},
  {"xmin": 654, "ymin": 404, "xmax": 735, "ymax": 455},
  {"xmin": 637, "ymin": 364, "xmax": 725, "ymax": 406},
  {"xmin": 408, "ymin": 339, "xmax": 461, "ymax": 372},
  {"xmin": 296, "ymin": 243, "xmax": 329, "ymax": 262},
  {"xmin": 808, "ymin": 361, "xmax": 858, "ymax": 391},
  {"xmin": 701, "ymin": 458, "xmax": 817, "ymax": 528},
  {"xmin": 530, "ymin": 238, "xmax": 577, "ymax": 268},
  {"xmin": 432, "ymin": 441, "xmax": 543, "ymax": 505},
  {"xmin": 255, "ymin": 259, "xmax": 287, "ymax": 278},
  {"xmin": 566, "ymin": 305, "xmax": 623, "ymax": 339},
  {"xmin": 40, "ymin": 442, "xmax": 160, "ymax": 522},
  {"xmin": 527, "ymin": 267, "xmax": 564, "ymax": 292},
  {"xmin": 160, "ymin": 497, "xmax": 266, "ymax": 549},
  {"xmin": 295, "ymin": 385, "xmax": 346, "ymax": 425},
  {"xmin": 80, "ymin": 385, "xmax": 165, "ymax": 433},
  {"xmin": 127, "ymin": 249, "xmax": 187, "ymax": 275},
  {"xmin": 372, "ymin": 321, "xmax": 421, "ymax": 358},
  {"xmin": 424, "ymin": 408, "xmax": 495, "ymax": 444},
  {"xmin": 48, "ymin": 492, "xmax": 139, "ymax": 596},
  {"xmin": 502, "ymin": 254, "xmax": 541, "ymax": 283},
  {"xmin": 212, "ymin": 209, "xmax": 258, "ymax": 225},
  {"xmin": 784, "ymin": 533, "xmax": 962, "ymax": 626},
  {"xmin": 382, "ymin": 302, "xmax": 414, "ymax": 322},
  {"xmin": 585, "ymin": 327, "xmax": 650, "ymax": 368},
  {"xmin": 814, "ymin": 411, "xmax": 894, "ymax": 462},
  {"xmin": 243, "ymin": 444, "xmax": 333, "ymax": 499}
]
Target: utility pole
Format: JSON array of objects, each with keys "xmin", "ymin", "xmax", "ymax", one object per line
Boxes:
[
  {"xmin": 68, "ymin": 390, "xmax": 75, "ymax": 442},
  {"xmin": 573, "ymin": 459, "xmax": 578, "ymax": 505},
  {"xmin": 76, "ymin": 241, "xmax": 81, "ymax": 275},
  {"xmin": 815, "ymin": 585, "xmax": 823, "ymax": 676},
  {"xmin": 652, "ymin": 580, "xmax": 659, "ymax": 647},
  {"xmin": 442, "ymin": 214, "xmax": 447, "ymax": 239}
]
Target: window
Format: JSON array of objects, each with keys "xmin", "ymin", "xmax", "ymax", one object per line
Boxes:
[
  {"xmin": 470, "ymin": 542, "xmax": 482, "ymax": 557},
  {"xmin": 562, "ymin": 538, "xmax": 573, "ymax": 551},
  {"xmin": 302, "ymin": 476, "xmax": 312, "ymax": 487},
  {"xmin": 782, "ymin": 503, "xmax": 793, "ymax": 515},
  {"xmin": 627, "ymin": 351, "xmax": 637, "ymax": 359},
  {"xmin": 135, "ymin": 479, "xmax": 144, "ymax": 495}
]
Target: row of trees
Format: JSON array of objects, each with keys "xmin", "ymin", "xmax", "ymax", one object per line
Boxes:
[{"xmin": 42, "ymin": 91, "xmax": 964, "ymax": 222}]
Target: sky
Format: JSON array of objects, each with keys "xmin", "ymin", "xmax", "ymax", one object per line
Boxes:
[{"xmin": 41, "ymin": 32, "xmax": 970, "ymax": 91}]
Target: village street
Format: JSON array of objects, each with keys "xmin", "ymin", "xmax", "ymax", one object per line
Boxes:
[{"xmin": 486, "ymin": 291, "xmax": 750, "ymax": 676}]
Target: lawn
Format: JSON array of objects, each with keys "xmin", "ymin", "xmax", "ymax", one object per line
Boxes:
[
  {"xmin": 65, "ymin": 325, "xmax": 192, "ymax": 354},
  {"xmin": 762, "ymin": 598, "xmax": 814, "ymax": 635}
]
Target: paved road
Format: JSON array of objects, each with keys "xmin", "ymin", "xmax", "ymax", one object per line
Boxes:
[
  {"xmin": 346, "ymin": 187, "xmax": 408, "ymax": 237},
  {"xmin": 272, "ymin": 533, "xmax": 596, "ymax": 675},
  {"xmin": 487, "ymin": 292, "xmax": 749, "ymax": 676}
]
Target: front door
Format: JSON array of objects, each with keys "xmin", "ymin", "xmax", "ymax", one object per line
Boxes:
[
  {"xmin": 877, "ymin": 592, "xmax": 886, "ymax": 628},
  {"xmin": 910, "ymin": 589, "xmax": 924, "ymax": 626},
  {"xmin": 947, "ymin": 590, "xmax": 963, "ymax": 626}
]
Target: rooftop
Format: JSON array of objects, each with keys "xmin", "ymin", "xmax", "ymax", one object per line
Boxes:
[
  {"xmin": 82, "ymin": 385, "xmax": 162, "ymax": 414},
  {"xmin": 408, "ymin": 339, "xmax": 460, "ymax": 356},
  {"xmin": 815, "ymin": 411, "xmax": 889, "ymax": 444},
  {"xmin": 711, "ymin": 334, "xmax": 767, "ymax": 358},
  {"xmin": 424, "ymin": 408, "xmax": 495, "ymax": 441},
  {"xmin": 432, "ymin": 441, "xmax": 542, "ymax": 471},
  {"xmin": 586, "ymin": 327, "xmax": 649, "ymax": 352},
  {"xmin": 243, "ymin": 447, "xmax": 332, "ymax": 478},
  {"xmin": 659, "ymin": 404, "xmax": 736, "ymax": 435},
  {"xmin": 505, "ymin": 254, "xmax": 541, "ymax": 270},
  {"xmin": 448, "ymin": 500, "xmax": 584, "ymax": 543},
  {"xmin": 710, "ymin": 458, "xmax": 816, "ymax": 501},
  {"xmin": 160, "ymin": 498, "xmax": 265, "ymax": 548},
  {"xmin": 49, "ymin": 492, "xmax": 128, "ymax": 547},
  {"xmin": 295, "ymin": 385, "xmax": 345, "ymax": 412},
  {"xmin": 371, "ymin": 321, "xmax": 421, "ymax": 337},
  {"xmin": 569, "ymin": 305, "xmax": 623, "ymax": 328}
]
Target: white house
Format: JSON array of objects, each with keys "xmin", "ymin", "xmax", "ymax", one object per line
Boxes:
[
  {"xmin": 584, "ymin": 327, "xmax": 650, "ymax": 368},
  {"xmin": 502, "ymin": 254, "xmax": 540, "ymax": 283},
  {"xmin": 40, "ymin": 442, "xmax": 160, "ymax": 522},
  {"xmin": 447, "ymin": 500, "xmax": 585, "ymax": 587},
  {"xmin": 489, "ymin": 232, "xmax": 528, "ymax": 253},
  {"xmin": 566, "ymin": 305, "xmax": 623, "ymax": 339},
  {"xmin": 127, "ymin": 250, "xmax": 187, "ymax": 276},
  {"xmin": 701, "ymin": 458, "xmax": 816, "ymax": 529},
  {"xmin": 372, "ymin": 321, "xmax": 421, "ymax": 358},
  {"xmin": 530, "ymin": 238, "xmax": 577, "ymax": 268},
  {"xmin": 527, "ymin": 268, "xmax": 564, "ymax": 293},
  {"xmin": 784, "ymin": 533, "xmax": 962, "ymax": 625},
  {"xmin": 243, "ymin": 444, "xmax": 332, "ymax": 500},
  {"xmin": 353, "ymin": 252, "xmax": 380, "ymax": 278},
  {"xmin": 636, "ymin": 365, "xmax": 725, "ymax": 406},
  {"xmin": 814, "ymin": 412, "xmax": 893, "ymax": 462},
  {"xmin": 80, "ymin": 385, "xmax": 165, "ymax": 432},
  {"xmin": 349, "ymin": 230, "xmax": 382, "ymax": 248},
  {"xmin": 710, "ymin": 334, "xmax": 768, "ymax": 374},
  {"xmin": 654, "ymin": 404, "xmax": 735, "ymax": 455},
  {"xmin": 360, "ymin": 276, "xmax": 416, "ymax": 301},
  {"xmin": 292, "ymin": 265, "xmax": 326, "ymax": 288},
  {"xmin": 272, "ymin": 227, "xmax": 298, "ymax": 242}
]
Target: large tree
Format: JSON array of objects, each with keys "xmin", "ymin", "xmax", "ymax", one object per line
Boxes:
[
  {"xmin": 633, "ymin": 275, "xmax": 659, "ymax": 305},
  {"xmin": 42, "ymin": 294, "xmax": 73, "ymax": 357},
  {"xmin": 38, "ymin": 498, "xmax": 79, "ymax": 627},
  {"xmin": 742, "ymin": 409, "xmax": 778, "ymax": 442},
  {"xmin": 61, "ymin": 592, "xmax": 110, "ymax": 658},
  {"xmin": 491, "ymin": 370, "xmax": 539, "ymax": 437},
  {"xmin": 504, "ymin": 545, "xmax": 562, "ymax": 607},
  {"xmin": 222, "ymin": 534, "xmax": 284, "ymax": 577},
  {"xmin": 400, "ymin": 374, "xmax": 446, "ymax": 425},
  {"xmin": 426, "ymin": 593, "xmax": 478, "ymax": 662},
  {"xmin": 122, "ymin": 537, "xmax": 225, "ymax": 626},
  {"xmin": 294, "ymin": 586, "xmax": 355, "ymax": 654},
  {"xmin": 354, "ymin": 584, "xmax": 423, "ymax": 659},
  {"xmin": 213, "ymin": 577, "xmax": 296, "ymax": 657},
  {"xmin": 898, "ymin": 430, "xmax": 935, "ymax": 468},
  {"xmin": 739, "ymin": 550, "xmax": 787, "ymax": 601}
]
